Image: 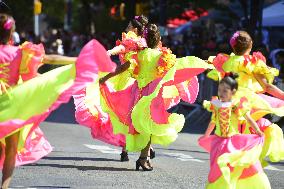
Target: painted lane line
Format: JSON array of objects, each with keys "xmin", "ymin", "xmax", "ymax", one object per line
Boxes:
[
  {"xmin": 264, "ymin": 165, "xmax": 284, "ymax": 172},
  {"xmin": 84, "ymin": 144, "xmax": 121, "ymax": 154},
  {"xmin": 163, "ymin": 152, "xmax": 204, "ymax": 163}
]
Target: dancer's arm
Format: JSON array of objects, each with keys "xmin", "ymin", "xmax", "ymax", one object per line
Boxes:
[
  {"xmin": 204, "ymin": 122, "xmax": 216, "ymax": 137},
  {"xmin": 107, "ymin": 45, "xmax": 125, "ymax": 56},
  {"xmin": 42, "ymin": 55, "xmax": 77, "ymax": 65},
  {"xmin": 244, "ymin": 113, "xmax": 264, "ymax": 136},
  {"xmin": 99, "ymin": 61, "xmax": 130, "ymax": 84},
  {"xmin": 254, "ymin": 73, "xmax": 284, "ymax": 100}
]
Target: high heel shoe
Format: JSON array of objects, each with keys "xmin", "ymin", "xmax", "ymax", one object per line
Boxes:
[
  {"xmin": 136, "ymin": 157, "xmax": 153, "ymax": 171},
  {"xmin": 147, "ymin": 156, "xmax": 153, "ymax": 168},
  {"xmin": 150, "ymin": 148, "xmax": 155, "ymax": 159},
  {"xmin": 120, "ymin": 151, "xmax": 129, "ymax": 162}
]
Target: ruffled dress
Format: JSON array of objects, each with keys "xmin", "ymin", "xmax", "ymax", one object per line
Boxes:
[
  {"xmin": 207, "ymin": 52, "xmax": 284, "ymax": 165},
  {"xmin": 74, "ymin": 32, "xmax": 204, "ymax": 148},
  {"xmin": 0, "ymin": 40, "xmax": 101, "ymax": 168},
  {"xmin": 199, "ymin": 97, "xmax": 271, "ymax": 189},
  {"xmin": 100, "ymin": 46, "xmax": 213, "ymax": 152},
  {"xmin": 73, "ymin": 31, "xmax": 144, "ymax": 147}
]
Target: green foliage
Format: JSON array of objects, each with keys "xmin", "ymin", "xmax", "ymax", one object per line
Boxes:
[{"xmin": 41, "ymin": 0, "xmax": 65, "ymax": 28}]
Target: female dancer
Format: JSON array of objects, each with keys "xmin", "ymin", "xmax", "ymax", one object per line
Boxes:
[
  {"xmin": 74, "ymin": 15, "xmax": 152, "ymax": 162},
  {"xmin": 199, "ymin": 73, "xmax": 271, "ymax": 189},
  {"xmin": 0, "ymin": 13, "xmax": 103, "ymax": 188},
  {"xmin": 207, "ymin": 31, "xmax": 284, "ymax": 165},
  {"xmin": 99, "ymin": 24, "xmax": 212, "ymax": 170}
]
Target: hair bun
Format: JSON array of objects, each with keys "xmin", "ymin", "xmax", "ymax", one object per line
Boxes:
[
  {"xmin": 137, "ymin": 15, "xmax": 148, "ymax": 26},
  {"xmin": 147, "ymin": 24, "xmax": 158, "ymax": 34},
  {"xmin": 145, "ymin": 24, "xmax": 160, "ymax": 49}
]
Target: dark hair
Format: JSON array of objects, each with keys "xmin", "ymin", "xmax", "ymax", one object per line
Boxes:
[
  {"xmin": 145, "ymin": 24, "xmax": 160, "ymax": 49},
  {"xmin": 230, "ymin": 31, "xmax": 252, "ymax": 56},
  {"xmin": 0, "ymin": 13, "xmax": 15, "ymax": 45},
  {"xmin": 220, "ymin": 72, "xmax": 239, "ymax": 91},
  {"xmin": 130, "ymin": 15, "xmax": 148, "ymax": 36}
]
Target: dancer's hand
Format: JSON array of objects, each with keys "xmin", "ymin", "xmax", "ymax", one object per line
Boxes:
[{"xmin": 106, "ymin": 50, "xmax": 112, "ymax": 56}]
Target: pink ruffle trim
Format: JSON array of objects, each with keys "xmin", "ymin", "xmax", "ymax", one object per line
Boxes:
[
  {"xmin": 0, "ymin": 39, "xmax": 108, "ymax": 167},
  {"xmin": 74, "ymin": 89, "xmax": 126, "ymax": 147}
]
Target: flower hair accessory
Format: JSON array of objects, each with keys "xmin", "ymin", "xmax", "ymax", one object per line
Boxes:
[
  {"xmin": 134, "ymin": 16, "xmax": 140, "ymax": 21},
  {"xmin": 143, "ymin": 27, "xmax": 148, "ymax": 38},
  {"xmin": 230, "ymin": 32, "xmax": 239, "ymax": 48},
  {"xmin": 3, "ymin": 18, "xmax": 14, "ymax": 30}
]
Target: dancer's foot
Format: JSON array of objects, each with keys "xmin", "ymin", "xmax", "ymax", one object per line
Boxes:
[
  {"xmin": 147, "ymin": 157, "xmax": 153, "ymax": 168},
  {"xmin": 136, "ymin": 157, "xmax": 153, "ymax": 171},
  {"xmin": 120, "ymin": 151, "xmax": 129, "ymax": 162}
]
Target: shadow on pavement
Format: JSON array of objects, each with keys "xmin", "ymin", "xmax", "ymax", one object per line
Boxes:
[
  {"xmin": 154, "ymin": 147, "xmax": 207, "ymax": 154},
  {"xmin": 11, "ymin": 186, "xmax": 70, "ymax": 189},
  {"xmin": 270, "ymin": 161, "xmax": 284, "ymax": 166},
  {"xmin": 25, "ymin": 163, "xmax": 135, "ymax": 172},
  {"xmin": 42, "ymin": 156, "xmax": 121, "ymax": 162}
]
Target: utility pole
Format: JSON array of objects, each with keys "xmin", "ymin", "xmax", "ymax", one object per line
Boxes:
[{"xmin": 34, "ymin": 0, "xmax": 42, "ymax": 36}]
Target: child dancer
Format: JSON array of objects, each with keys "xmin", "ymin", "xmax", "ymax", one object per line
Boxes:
[
  {"xmin": 199, "ymin": 73, "xmax": 271, "ymax": 189},
  {"xmin": 207, "ymin": 31, "xmax": 284, "ymax": 165},
  {"xmin": 0, "ymin": 13, "xmax": 102, "ymax": 188},
  {"xmin": 73, "ymin": 15, "xmax": 149, "ymax": 162},
  {"xmin": 99, "ymin": 24, "xmax": 212, "ymax": 170}
]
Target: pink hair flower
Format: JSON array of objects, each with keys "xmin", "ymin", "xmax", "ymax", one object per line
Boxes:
[
  {"xmin": 230, "ymin": 31, "xmax": 239, "ymax": 48},
  {"xmin": 143, "ymin": 27, "xmax": 148, "ymax": 38},
  {"xmin": 3, "ymin": 18, "xmax": 14, "ymax": 30}
]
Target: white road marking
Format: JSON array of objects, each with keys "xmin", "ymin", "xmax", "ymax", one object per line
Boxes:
[
  {"xmin": 264, "ymin": 165, "xmax": 284, "ymax": 172},
  {"xmin": 162, "ymin": 152, "xmax": 204, "ymax": 163},
  {"xmin": 84, "ymin": 144, "xmax": 121, "ymax": 154},
  {"xmin": 83, "ymin": 144, "xmax": 284, "ymax": 172}
]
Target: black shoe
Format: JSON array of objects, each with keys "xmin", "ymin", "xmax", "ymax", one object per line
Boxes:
[
  {"xmin": 150, "ymin": 148, "xmax": 155, "ymax": 159},
  {"xmin": 136, "ymin": 157, "xmax": 153, "ymax": 171},
  {"xmin": 120, "ymin": 151, "xmax": 129, "ymax": 162},
  {"xmin": 147, "ymin": 156, "xmax": 153, "ymax": 168}
]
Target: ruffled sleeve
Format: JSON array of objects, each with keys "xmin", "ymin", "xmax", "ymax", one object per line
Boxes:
[
  {"xmin": 212, "ymin": 53, "xmax": 230, "ymax": 73},
  {"xmin": 203, "ymin": 97, "xmax": 217, "ymax": 124},
  {"xmin": 203, "ymin": 100, "xmax": 213, "ymax": 111},
  {"xmin": 207, "ymin": 69, "xmax": 222, "ymax": 81},
  {"xmin": 116, "ymin": 31, "xmax": 147, "ymax": 63},
  {"xmin": 250, "ymin": 52, "xmax": 279, "ymax": 84},
  {"xmin": 233, "ymin": 97, "xmax": 251, "ymax": 118},
  {"xmin": 206, "ymin": 54, "xmax": 230, "ymax": 81},
  {"xmin": 19, "ymin": 41, "xmax": 45, "ymax": 81},
  {"xmin": 235, "ymin": 52, "xmax": 279, "ymax": 84},
  {"xmin": 156, "ymin": 47, "xmax": 176, "ymax": 77}
]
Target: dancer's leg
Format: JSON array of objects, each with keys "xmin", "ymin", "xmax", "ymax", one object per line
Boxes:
[{"xmin": 1, "ymin": 132, "xmax": 19, "ymax": 189}]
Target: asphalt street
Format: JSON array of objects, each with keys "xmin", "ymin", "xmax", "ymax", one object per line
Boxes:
[{"xmin": 6, "ymin": 122, "xmax": 284, "ymax": 189}]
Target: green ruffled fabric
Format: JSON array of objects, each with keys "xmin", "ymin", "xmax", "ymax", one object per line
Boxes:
[
  {"xmin": 260, "ymin": 124, "xmax": 284, "ymax": 166},
  {"xmin": 102, "ymin": 49, "xmax": 212, "ymax": 152},
  {"xmin": 0, "ymin": 64, "xmax": 75, "ymax": 151},
  {"xmin": 0, "ymin": 64, "xmax": 75, "ymax": 121}
]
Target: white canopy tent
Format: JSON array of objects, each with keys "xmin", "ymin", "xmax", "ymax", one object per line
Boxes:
[{"xmin": 263, "ymin": 1, "xmax": 284, "ymax": 27}]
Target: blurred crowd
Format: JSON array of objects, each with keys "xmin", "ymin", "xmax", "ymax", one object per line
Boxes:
[
  {"xmin": 15, "ymin": 23, "xmax": 284, "ymax": 67},
  {"xmin": 14, "ymin": 22, "xmax": 284, "ymax": 103}
]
